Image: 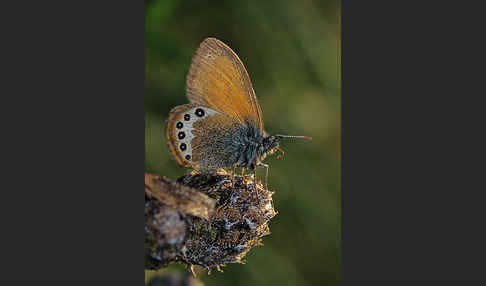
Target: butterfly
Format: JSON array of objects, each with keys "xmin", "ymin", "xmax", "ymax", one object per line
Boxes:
[{"xmin": 165, "ymin": 38, "xmax": 311, "ymax": 188}]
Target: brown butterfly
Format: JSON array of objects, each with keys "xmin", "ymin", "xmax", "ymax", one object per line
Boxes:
[{"xmin": 166, "ymin": 38, "xmax": 311, "ymax": 188}]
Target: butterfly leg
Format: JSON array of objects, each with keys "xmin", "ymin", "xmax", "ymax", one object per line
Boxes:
[
  {"xmin": 252, "ymin": 167, "xmax": 260, "ymax": 203},
  {"xmin": 256, "ymin": 163, "xmax": 269, "ymax": 190},
  {"xmin": 258, "ymin": 163, "xmax": 274, "ymax": 210},
  {"xmin": 241, "ymin": 168, "xmax": 252, "ymax": 178}
]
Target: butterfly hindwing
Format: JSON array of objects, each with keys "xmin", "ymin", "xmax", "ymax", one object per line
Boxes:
[
  {"xmin": 166, "ymin": 103, "xmax": 243, "ymax": 170},
  {"xmin": 166, "ymin": 104, "xmax": 216, "ymax": 167},
  {"xmin": 186, "ymin": 38, "xmax": 264, "ymax": 134},
  {"xmin": 191, "ymin": 111, "xmax": 245, "ymax": 170}
]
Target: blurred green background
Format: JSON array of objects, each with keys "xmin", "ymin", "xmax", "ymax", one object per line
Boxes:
[{"xmin": 145, "ymin": 0, "xmax": 340, "ymax": 285}]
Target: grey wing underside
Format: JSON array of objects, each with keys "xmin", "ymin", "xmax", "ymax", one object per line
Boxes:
[{"xmin": 190, "ymin": 111, "xmax": 248, "ymax": 171}]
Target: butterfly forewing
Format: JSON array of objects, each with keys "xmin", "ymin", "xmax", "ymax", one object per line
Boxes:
[{"xmin": 186, "ymin": 38, "xmax": 264, "ymax": 134}]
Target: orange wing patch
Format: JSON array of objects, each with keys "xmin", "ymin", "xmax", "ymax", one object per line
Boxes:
[{"xmin": 186, "ymin": 38, "xmax": 264, "ymax": 133}]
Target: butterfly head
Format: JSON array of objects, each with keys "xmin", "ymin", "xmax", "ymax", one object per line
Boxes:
[
  {"xmin": 262, "ymin": 135, "xmax": 280, "ymax": 155},
  {"xmin": 260, "ymin": 134, "xmax": 312, "ymax": 161}
]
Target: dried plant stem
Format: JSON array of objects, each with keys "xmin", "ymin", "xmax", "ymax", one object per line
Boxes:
[{"xmin": 145, "ymin": 170, "xmax": 277, "ymax": 271}]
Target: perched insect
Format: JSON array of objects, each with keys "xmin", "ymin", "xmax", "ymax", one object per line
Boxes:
[{"xmin": 166, "ymin": 38, "xmax": 311, "ymax": 188}]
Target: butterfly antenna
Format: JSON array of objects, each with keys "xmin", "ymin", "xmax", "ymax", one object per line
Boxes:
[{"xmin": 275, "ymin": 135, "xmax": 312, "ymax": 141}]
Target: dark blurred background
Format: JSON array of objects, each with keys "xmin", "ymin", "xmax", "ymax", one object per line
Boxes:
[{"xmin": 145, "ymin": 0, "xmax": 340, "ymax": 285}]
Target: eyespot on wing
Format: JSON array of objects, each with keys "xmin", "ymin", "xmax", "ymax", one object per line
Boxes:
[{"xmin": 166, "ymin": 104, "xmax": 220, "ymax": 168}]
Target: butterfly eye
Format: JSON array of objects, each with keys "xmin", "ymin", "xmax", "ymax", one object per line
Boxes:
[
  {"xmin": 180, "ymin": 143, "xmax": 187, "ymax": 151},
  {"xmin": 178, "ymin": 131, "xmax": 185, "ymax": 139},
  {"xmin": 195, "ymin": 108, "xmax": 205, "ymax": 117},
  {"xmin": 176, "ymin": 122, "xmax": 183, "ymax": 129},
  {"xmin": 185, "ymin": 155, "xmax": 191, "ymax": 160},
  {"xmin": 184, "ymin": 114, "xmax": 190, "ymax": 121}
]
